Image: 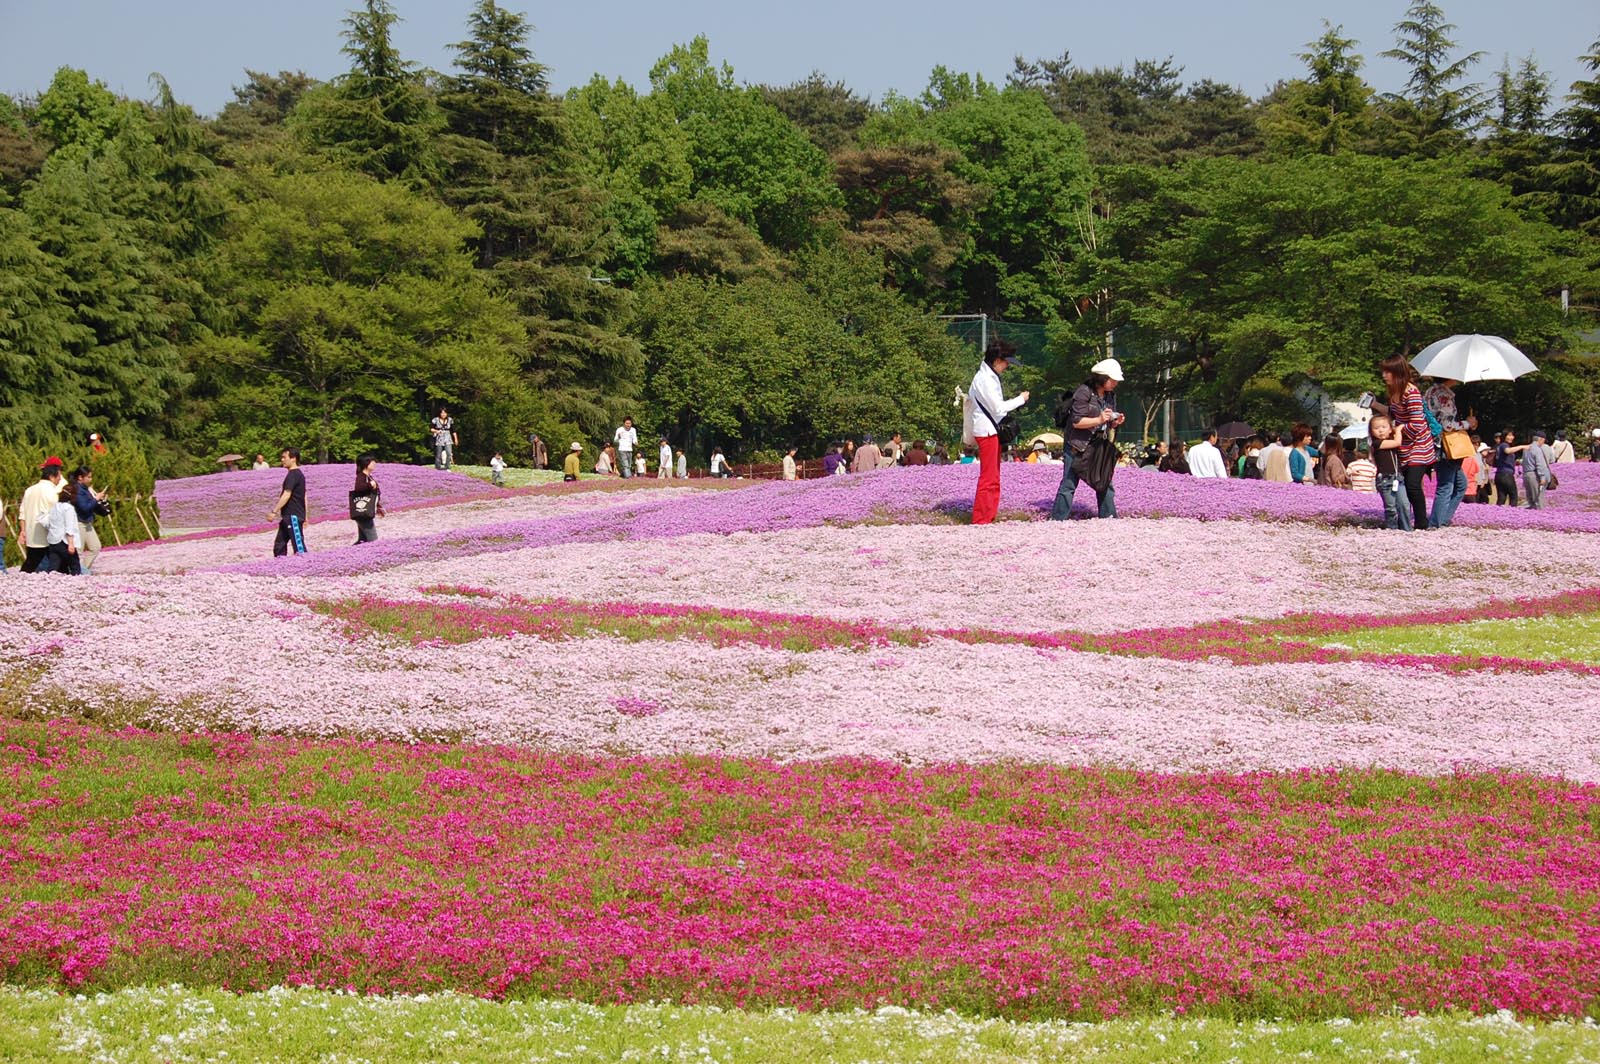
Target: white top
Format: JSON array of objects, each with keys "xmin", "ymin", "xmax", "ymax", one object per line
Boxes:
[
  {"xmin": 614, "ymin": 425, "xmax": 638, "ymax": 453},
  {"xmin": 46, "ymin": 500, "xmax": 79, "ymax": 547},
  {"xmin": 595, "ymin": 451, "xmax": 614, "ymax": 474},
  {"xmin": 1551, "ymin": 439, "xmax": 1576, "ymax": 464},
  {"xmin": 1187, "ymin": 440, "xmax": 1228, "ymax": 479},
  {"xmin": 659, "ymin": 442, "xmax": 672, "ymax": 466},
  {"xmin": 20, "ymin": 479, "xmax": 61, "ymax": 548},
  {"xmin": 782, "ymin": 455, "xmax": 796, "ymax": 480},
  {"xmin": 489, "ymin": 456, "xmax": 506, "ymax": 472},
  {"xmin": 1257, "ymin": 441, "xmax": 1285, "ymax": 471},
  {"xmin": 962, "ymin": 363, "xmax": 1026, "ymax": 444},
  {"xmin": 710, "ymin": 453, "xmax": 727, "ymax": 474}
]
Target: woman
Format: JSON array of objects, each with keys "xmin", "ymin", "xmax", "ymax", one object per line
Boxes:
[
  {"xmin": 964, "ymin": 340, "xmax": 1030, "ymax": 525},
  {"xmin": 1492, "ymin": 429, "xmax": 1525, "ymax": 506},
  {"xmin": 595, "ymin": 445, "xmax": 616, "ymax": 476},
  {"xmin": 1378, "ymin": 354, "xmax": 1433, "ymax": 530},
  {"xmin": 1287, "ymin": 423, "xmax": 1318, "ymax": 484},
  {"xmin": 43, "ymin": 483, "xmax": 82, "ymax": 575},
  {"xmin": 1048, "ymin": 358, "xmax": 1122, "ymax": 520},
  {"xmin": 1315, "ymin": 434, "xmax": 1350, "ymax": 488},
  {"xmin": 710, "ymin": 447, "xmax": 732, "ymax": 478},
  {"xmin": 352, "ymin": 455, "xmax": 384, "ymax": 544},
  {"xmin": 1422, "ymin": 377, "xmax": 1475, "ymax": 528},
  {"xmin": 1551, "ymin": 431, "xmax": 1577, "ymax": 465},
  {"xmin": 1158, "ymin": 440, "xmax": 1189, "ymax": 474}
]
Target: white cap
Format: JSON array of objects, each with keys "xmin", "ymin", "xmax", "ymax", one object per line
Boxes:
[
  {"xmin": 1090, "ymin": 358, "xmax": 1124, "ymax": 382},
  {"xmin": 1593, "ymin": 429, "xmax": 1600, "ymax": 438},
  {"xmin": 570, "ymin": 441, "xmax": 583, "ymax": 451}
]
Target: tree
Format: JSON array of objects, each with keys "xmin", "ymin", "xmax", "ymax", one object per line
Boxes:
[
  {"xmin": 1260, "ymin": 23, "xmax": 1374, "ymax": 155},
  {"xmin": 32, "ymin": 68, "xmax": 121, "ymax": 157},
  {"xmin": 212, "ymin": 70, "xmax": 319, "ymax": 147},
  {"xmin": 760, "ymin": 73, "xmax": 870, "ymax": 153},
  {"xmin": 290, "ymin": 0, "xmax": 444, "ymax": 185},
  {"xmin": 1374, "ymin": 0, "xmax": 1486, "ymax": 156},
  {"xmin": 1539, "ymin": 36, "xmax": 1600, "ymax": 238},
  {"xmin": 1479, "ymin": 56, "xmax": 1554, "ymax": 200},
  {"xmin": 198, "ymin": 169, "xmax": 525, "ymax": 463}
]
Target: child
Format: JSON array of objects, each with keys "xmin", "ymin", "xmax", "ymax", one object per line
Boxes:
[
  {"xmin": 489, "ymin": 451, "xmax": 506, "ymax": 486},
  {"xmin": 44, "ymin": 483, "xmax": 82, "ymax": 575},
  {"xmin": 1369, "ymin": 414, "xmax": 1411, "ymax": 530}
]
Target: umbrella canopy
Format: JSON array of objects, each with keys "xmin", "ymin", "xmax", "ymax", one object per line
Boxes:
[
  {"xmin": 216, "ymin": 454, "xmax": 246, "ymax": 463},
  {"xmin": 1028, "ymin": 431, "xmax": 1064, "ymax": 448},
  {"xmin": 1339, "ymin": 422, "xmax": 1370, "ymax": 440},
  {"xmin": 1214, "ymin": 421, "xmax": 1254, "ymax": 439},
  {"xmin": 1410, "ymin": 334, "xmax": 1538, "ymax": 382}
]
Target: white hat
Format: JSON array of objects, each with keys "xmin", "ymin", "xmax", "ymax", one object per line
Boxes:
[
  {"xmin": 570, "ymin": 441, "xmax": 583, "ymax": 451},
  {"xmin": 1090, "ymin": 358, "xmax": 1124, "ymax": 382},
  {"xmin": 1593, "ymin": 429, "xmax": 1600, "ymax": 438}
]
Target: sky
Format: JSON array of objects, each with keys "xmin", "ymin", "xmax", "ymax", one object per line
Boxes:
[{"xmin": 2, "ymin": 0, "xmax": 1595, "ymax": 117}]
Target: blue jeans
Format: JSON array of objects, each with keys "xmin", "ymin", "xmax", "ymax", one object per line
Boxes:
[
  {"xmin": 1429, "ymin": 457, "xmax": 1467, "ymax": 528},
  {"xmin": 1376, "ymin": 474, "xmax": 1413, "ymax": 530},
  {"xmin": 618, "ymin": 451, "xmax": 634, "ymax": 478},
  {"xmin": 1049, "ymin": 448, "xmax": 1116, "ymax": 520}
]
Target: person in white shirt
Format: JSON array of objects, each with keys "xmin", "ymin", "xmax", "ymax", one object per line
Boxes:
[
  {"xmin": 43, "ymin": 483, "xmax": 81, "ymax": 575},
  {"xmin": 489, "ymin": 452, "xmax": 506, "ymax": 486},
  {"xmin": 613, "ymin": 417, "xmax": 639, "ymax": 478},
  {"xmin": 962, "ymin": 340, "xmax": 1029, "ymax": 525},
  {"xmin": 1550, "ymin": 431, "xmax": 1577, "ymax": 464},
  {"xmin": 595, "ymin": 446, "xmax": 615, "ymax": 476},
  {"xmin": 658, "ymin": 437, "xmax": 672, "ymax": 480},
  {"xmin": 709, "ymin": 447, "xmax": 732, "ymax": 478},
  {"xmin": 1187, "ymin": 428, "xmax": 1228, "ymax": 479},
  {"xmin": 782, "ymin": 447, "xmax": 798, "ymax": 481},
  {"xmin": 19, "ymin": 457, "xmax": 65, "ymax": 573}
]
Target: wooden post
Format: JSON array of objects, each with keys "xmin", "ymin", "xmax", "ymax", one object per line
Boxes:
[{"xmin": 132, "ymin": 493, "xmax": 157, "ymax": 543}]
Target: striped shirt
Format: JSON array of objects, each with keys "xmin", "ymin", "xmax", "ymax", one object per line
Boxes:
[
  {"xmin": 1346, "ymin": 457, "xmax": 1377, "ymax": 493},
  {"xmin": 1394, "ymin": 385, "xmax": 1435, "ymax": 468}
]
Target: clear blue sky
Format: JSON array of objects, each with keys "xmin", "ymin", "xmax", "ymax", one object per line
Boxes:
[{"xmin": 2, "ymin": 0, "xmax": 1595, "ymax": 117}]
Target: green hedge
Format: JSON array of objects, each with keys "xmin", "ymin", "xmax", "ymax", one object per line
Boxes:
[{"xmin": 1, "ymin": 441, "xmax": 159, "ymax": 568}]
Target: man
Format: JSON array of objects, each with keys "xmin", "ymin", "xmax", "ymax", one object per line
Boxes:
[
  {"xmin": 852, "ymin": 435, "xmax": 882, "ymax": 474},
  {"xmin": 529, "ymin": 433, "xmax": 548, "ymax": 471},
  {"xmin": 1258, "ymin": 432, "xmax": 1290, "ymax": 481},
  {"xmin": 658, "ymin": 436, "xmax": 673, "ymax": 480},
  {"xmin": 71, "ymin": 466, "xmax": 111, "ymax": 574},
  {"xmin": 1188, "ymin": 428, "xmax": 1228, "ymax": 479},
  {"xmin": 781, "ymin": 447, "xmax": 798, "ymax": 481},
  {"xmin": 430, "ymin": 407, "xmax": 457, "ymax": 470},
  {"xmin": 268, "ymin": 449, "xmax": 308, "ymax": 557},
  {"xmin": 1523, "ymin": 429, "xmax": 1554, "ymax": 510},
  {"xmin": 614, "ymin": 417, "xmax": 638, "ymax": 479},
  {"xmin": 882, "ymin": 433, "xmax": 904, "ymax": 468},
  {"xmin": 19, "ymin": 458, "xmax": 65, "ymax": 572}
]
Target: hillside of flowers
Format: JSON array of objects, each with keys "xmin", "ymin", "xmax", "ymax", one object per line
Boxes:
[{"xmin": 5, "ymin": 462, "xmax": 1600, "ymax": 1045}]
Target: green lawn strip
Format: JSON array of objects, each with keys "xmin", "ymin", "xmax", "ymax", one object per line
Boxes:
[
  {"xmin": 452, "ymin": 465, "xmax": 567, "ymax": 489},
  {"xmin": 1307, "ymin": 610, "xmax": 1600, "ymax": 667},
  {"xmin": 3, "ymin": 986, "xmax": 1597, "ymax": 1063}
]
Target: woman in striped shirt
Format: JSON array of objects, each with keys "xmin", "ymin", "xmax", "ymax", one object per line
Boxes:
[{"xmin": 1378, "ymin": 354, "xmax": 1435, "ymax": 531}]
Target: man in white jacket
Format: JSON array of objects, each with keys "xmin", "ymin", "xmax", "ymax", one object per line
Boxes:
[
  {"xmin": 1188, "ymin": 428, "xmax": 1229, "ymax": 479},
  {"xmin": 962, "ymin": 341, "xmax": 1029, "ymax": 525},
  {"xmin": 19, "ymin": 457, "xmax": 65, "ymax": 573}
]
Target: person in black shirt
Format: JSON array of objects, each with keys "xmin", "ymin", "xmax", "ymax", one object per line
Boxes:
[{"xmin": 269, "ymin": 448, "xmax": 309, "ymax": 556}]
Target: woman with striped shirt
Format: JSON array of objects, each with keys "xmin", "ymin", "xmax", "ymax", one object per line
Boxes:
[{"xmin": 1378, "ymin": 354, "xmax": 1435, "ymax": 531}]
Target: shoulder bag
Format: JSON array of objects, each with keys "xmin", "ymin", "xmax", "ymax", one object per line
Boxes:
[{"xmin": 970, "ymin": 391, "xmax": 1021, "ymax": 449}]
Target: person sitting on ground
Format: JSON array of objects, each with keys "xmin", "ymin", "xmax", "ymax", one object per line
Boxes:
[
  {"xmin": 905, "ymin": 440, "xmax": 930, "ymax": 466},
  {"xmin": 1158, "ymin": 440, "xmax": 1190, "ymax": 474},
  {"xmin": 1188, "ymin": 429, "xmax": 1228, "ymax": 479},
  {"xmin": 1315, "ymin": 433, "xmax": 1350, "ymax": 488},
  {"xmin": 563, "ymin": 442, "xmax": 582, "ymax": 482}
]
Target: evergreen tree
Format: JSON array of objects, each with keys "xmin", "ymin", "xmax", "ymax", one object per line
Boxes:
[
  {"xmin": 1375, "ymin": 1, "xmax": 1486, "ymax": 156},
  {"xmin": 1261, "ymin": 24, "xmax": 1374, "ymax": 155},
  {"xmin": 1480, "ymin": 56, "xmax": 1554, "ymax": 200},
  {"xmin": 1539, "ymin": 36, "xmax": 1600, "ymax": 237},
  {"xmin": 761, "ymin": 73, "xmax": 871, "ymax": 153}
]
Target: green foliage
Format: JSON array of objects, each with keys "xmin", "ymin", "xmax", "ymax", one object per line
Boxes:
[
  {"xmin": 0, "ymin": 437, "xmax": 160, "ymax": 564},
  {"xmin": 760, "ymin": 72, "xmax": 871, "ymax": 153},
  {"xmin": 1260, "ymin": 24, "xmax": 1375, "ymax": 156},
  {"xmin": 1374, "ymin": 0, "xmax": 1487, "ymax": 156},
  {"xmin": 32, "ymin": 67, "xmax": 122, "ymax": 156}
]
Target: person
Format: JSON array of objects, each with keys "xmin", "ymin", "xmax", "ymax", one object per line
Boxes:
[
  {"xmin": 431, "ymin": 407, "xmax": 457, "ymax": 470},
  {"xmin": 822, "ymin": 445, "xmax": 845, "ymax": 477},
  {"xmin": 1493, "ymin": 430, "xmax": 1525, "ymax": 507},
  {"xmin": 1261, "ymin": 432, "xmax": 1293, "ymax": 482},
  {"xmin": 840, "ymin": 440, "xmax": 856, "ymax": 473},
  {"xmin": 1158, "ymin": 440, "xmax": 1190, "ymax": 474},
  {"xmin": 634, "ymin": 453, "xmax": 648, "ymax": 477},
  {"xmin": 352, "ymin": 454, "xmax": 385, "ymax": 544},
  {"xmin": 1461, "ymin": 439, "xmax": 1482, "ymax": 504},
  {"xmin": 852, "ymin": 435, "xmax": 882, "ymax": 473},
  {"xmin": 1377, "ymin": 355, "xmax": 1433, "ymax": 531},
  {"xmin": 930, "ymin": 443, "xmax": 948, "ymax": 466},
  {"xmin": 489, "ymin": 452, "xmax": 506, "ymax": 486},
  {"xmin": 675, "ymin": 450, "xmax": 688, "ymax": 479},
  {"xmin": 269, "ymin": 449, "xmax": 308, "ymax": 557},
  {"xmin": 1346, "ymin": 445, "xmax": 1377, "ymax": 494},
  {"xmin": 905, "ymin": 440, "xmax": 930, "ymax": 466},
  {"xmin": 595, "ymin": 445, "xmax": 615, "ymax": 477},
  {"xmin": 1026, "ymin": 441, "xmax": 1045, "ymax": 463},
  {"xmin": 563, "ymin": 442, "xmax": 582, "ymax": 482},
  {"xmin": 782, "ymin": 447, "xmax": 798, "ymax": 481},
  {"xmin": 1188, "ymin": 429, "xmax": 1227, "ymax": 479},
  {"xmin": 1238, "ymin": 437, "xmax": 1264, "ymax": 480},
  {"xmin": 88, "ymin": 433, "xmax": 107, "ymax": 455},
  {"xmin": 1475, "ymin": 438, "xmax": 1494, "ymax": 503},
  {"xmin": 1139, "ymin": 441, "xmax": 1167, "ymax": 469},
  {"xmin": 252, "ymin": 454, "xmax": 270, "ymax": 471},
  {"xmin": 1048, "ymin": 358, "xmax": 1121, "ymax": 521},
  {"xmin": 42, "ymin": 483, "xmax": 82, "ymax": 575},
  {"xmin": 71, "ymin": 466, "xmax": 110, "ymax": 574},
  {"xmin": 1550, "ymin": 431, "xmax": 1576, "ymax": 465},
  {"xmin": 1287, "ymin": 424, "xmax": 1318, "ymax": 484},
  {"xmin": 613, "ymin": 417, "xmax": 638, "ymax": 478},
  {"xmin": 882, "ymin": 433, "xmax": 904, "ymax": 467},
  {"xmin": 1315, "ymin": 434, "xmax": 1350, "ymax": 489},
  {"xmin": 1370, "ymin": 414, "xmax": 1412, "ymax": 530},
  {"xmin": 710, "ymin": 447, "xmax": 731, "ymax": 478},
  {"xmin": 1422, "ymin": 377, "xmax": 1475, "ymax": 528},
  {"xmin": 529, "ymin": 433, "xmax": 549, "ymax": 471},
  {"xmin": 19, "ymin": 458, "xmax": 66, "ymax": 573},
  {"xmin": 965, "ymin": 340, "xmax": 1031, "ymax": 525},
  {"xmin": 1523, "ymin": 429, "xmax": 1554, "ymax": 510},
  {"xmin": 1591, "ymin": 429, "xmax": 1600, "ymax": 463},
  {"xmin": 658, "ymin": 437, "xmax": 672, "ymax": 480}
]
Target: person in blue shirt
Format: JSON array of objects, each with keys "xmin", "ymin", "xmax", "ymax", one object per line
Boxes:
[{"xmin": 71, "ymin": 466, "xmax": 111, "ymax": 574}]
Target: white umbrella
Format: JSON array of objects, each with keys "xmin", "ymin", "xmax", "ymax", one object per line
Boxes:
[
  {"xmin": 1409, "ymin": 334, "xmax": 1538, "ymax": 382},
  {"xmin": 1339, "ymin": 421, "xmax": 1369, "ymax": 440}
]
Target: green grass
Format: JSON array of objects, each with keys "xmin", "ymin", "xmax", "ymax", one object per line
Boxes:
[
  {"xmin": 453, "ymin": 464, "xmax": 567, "ymax": 489},
  {"xmin": 2, "ymin": 986, "xmax": 1597, "ymax": 1063},
  {"xmin": 1311, "ymin": 610, "xmax": 1600, "ymax": 666}
]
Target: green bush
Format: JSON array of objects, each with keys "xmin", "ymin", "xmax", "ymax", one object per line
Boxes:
[{"xmin": 1, "ymin": 440, "xmax": 159, "ymax": 567}]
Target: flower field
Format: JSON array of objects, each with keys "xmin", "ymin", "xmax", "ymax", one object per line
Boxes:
[{"xmin": 6, "ymin": 461, "xmax": 1600, "ymax": 1057}]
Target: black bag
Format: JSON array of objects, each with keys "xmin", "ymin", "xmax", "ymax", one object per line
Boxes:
[
  {"xmin": 349, "ymin": 491, "xmax": 378, "ymax": 521},
  {"xmin": 972, "ymin": 392, "xmax": 1021, "ymax": 448},
  {"xmin": 1080, "ymin": 437, "xmax": 1119, "ymax": 494},
  {"xmin": 1053, "ymin": 392, "xmax": 1075, "ymax": 430}
]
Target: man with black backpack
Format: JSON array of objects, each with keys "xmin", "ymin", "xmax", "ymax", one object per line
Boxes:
[{"xmin": 1049, "ymin": 359, "xmax": 1125, "ymax": 520}]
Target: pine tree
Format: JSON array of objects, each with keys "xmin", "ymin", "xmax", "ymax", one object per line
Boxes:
[
  {"xmin": 1375, "ymin": 1, "xmax": 1486, "ymax": 156},
  {"xmin": 1539, "ymin": 36, "xmax": 1600, "ymax": 236},
  {"xmin": 1261, "ymin": 24, "xmax": 1374, "ymax": 156}
]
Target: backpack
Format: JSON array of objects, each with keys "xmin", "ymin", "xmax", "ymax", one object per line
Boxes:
[{"xmin": 1053, "ymin": 392, "xmax": 1075, "ymax": 430}]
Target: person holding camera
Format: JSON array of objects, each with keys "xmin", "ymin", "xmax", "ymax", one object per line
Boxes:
[
  {"xmin": 962, "ymin": 340, "xmax": 1029, "ymax": 525},
  {"xmin": 71, "ymin": 466, "xmax": 111, "ymax": 574},
  {"xmin": 1049, "ymin": 359, "xmax": 1124, "ymax": 520}
]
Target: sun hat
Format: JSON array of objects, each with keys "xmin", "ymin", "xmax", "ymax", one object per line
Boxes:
[
  {"xmin": 1090, "ymin": 358, "xmax": 1124, "ymax": 382},
  {"xmin": 570, "ymin": 442, "xmax": 583, "ymax": 451}
]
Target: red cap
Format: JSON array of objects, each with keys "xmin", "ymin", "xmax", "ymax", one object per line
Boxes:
[{"xmin": 42, "ymin": 456, "xmax": 63, "ymax": 469}]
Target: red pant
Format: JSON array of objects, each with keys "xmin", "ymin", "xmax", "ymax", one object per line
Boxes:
[{"xmin": 972, "ymin": 435, "xmax": 1001, "ymax": 524}]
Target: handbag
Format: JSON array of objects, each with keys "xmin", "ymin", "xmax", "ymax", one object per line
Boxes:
[
  {"xmin": 349, "ymin": 491, "xmax": 378, "ymax": 521},
  {"xmin": 1547, "ymin": 472, "xmax": 1559, "ymax": 491},
  {"xmin": 971, "ymin": 392, "xmax": 1021, "ymax": 448},
  {"xmin": 1441, "ymin": 429, "xmax": 1474, "ymax": 462}
]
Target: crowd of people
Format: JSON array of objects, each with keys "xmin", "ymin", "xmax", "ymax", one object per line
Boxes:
[{"xmin": 5, "ymin": 455, "xmax": 112, "ymax": 575}]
